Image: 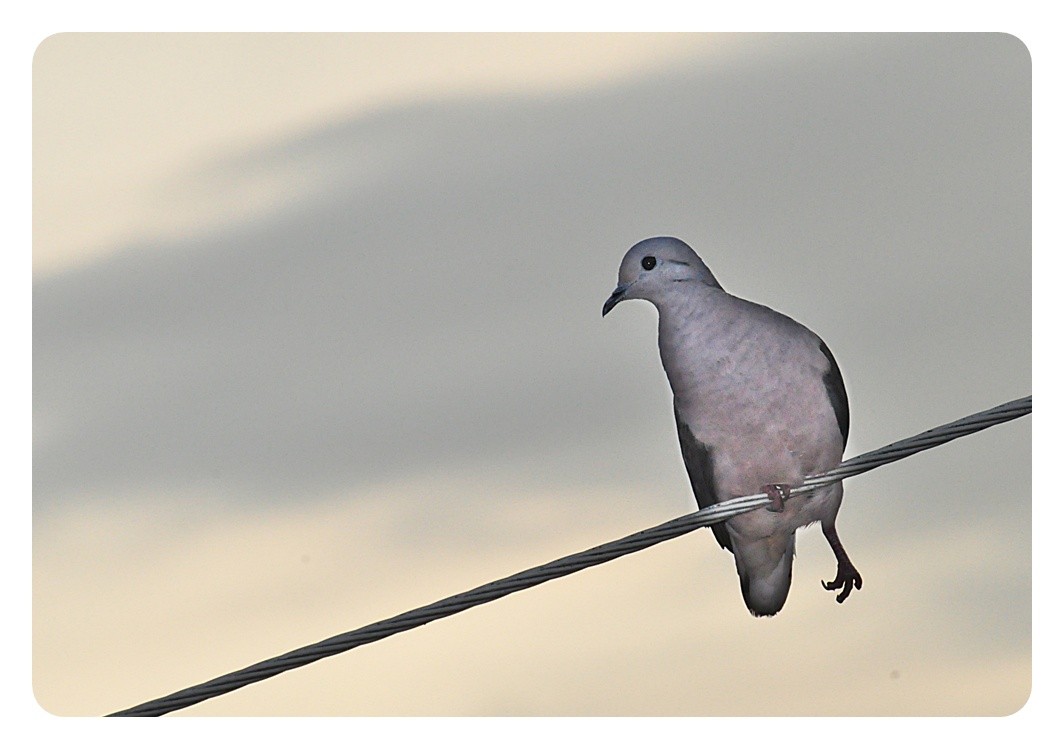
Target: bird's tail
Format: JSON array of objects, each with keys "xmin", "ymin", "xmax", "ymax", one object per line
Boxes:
[{"xmin": 735, "ymin": 534, "xmax": 796, "ymax": 617}]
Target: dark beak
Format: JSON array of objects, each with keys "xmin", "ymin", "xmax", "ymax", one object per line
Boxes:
[{"xmin": 602, "ymin": 283, "xmax": 630, "ymax": 317}]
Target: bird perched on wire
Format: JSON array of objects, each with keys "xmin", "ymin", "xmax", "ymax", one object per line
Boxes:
[{"xmin": 603, "ymin": 236, "xmax": 861, "ymax": 616}]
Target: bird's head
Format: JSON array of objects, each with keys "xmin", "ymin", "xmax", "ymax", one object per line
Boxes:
[{"xmin": 602, "ymin": 236, "xmax": 720, "ymax": 316}]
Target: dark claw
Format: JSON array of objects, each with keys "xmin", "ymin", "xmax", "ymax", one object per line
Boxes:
[
  {"xmin": 821, "ymin": 565, "xmax": 863, "ymax": 603},
  {"xmin": 762, "ymin": 483, "xmax": 791, "ymax": 513}
]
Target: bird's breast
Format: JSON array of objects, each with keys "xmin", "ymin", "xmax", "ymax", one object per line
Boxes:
[{"xmin": 661, "ymin": 314, "xmax": 843, "ymax": 496}]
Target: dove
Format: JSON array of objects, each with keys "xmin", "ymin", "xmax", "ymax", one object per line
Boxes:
[{"xmin": 603, "ymin": 236, "xmax": 861, "ymax": 616}]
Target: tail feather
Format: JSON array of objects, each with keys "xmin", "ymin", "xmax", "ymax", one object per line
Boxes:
[{"xmin": 735, "ymin": 534, "xmax": 796, "ymax": 617}]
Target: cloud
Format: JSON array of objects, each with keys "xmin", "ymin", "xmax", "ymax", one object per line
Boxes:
[
  {"xmin": 33, "ymin": 33, "xmax": 1031, "ymax": 715},
  {"xmin": 34, "ymin": 34, "xmax": 1030, "ymax": 506},
  {"xmin": 34, "ymin": 480, "xmax": 1029, "ymax": 716}
]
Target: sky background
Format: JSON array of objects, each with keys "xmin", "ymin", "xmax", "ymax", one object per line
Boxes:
[{"xmin": 32, "ymin": 33, "xmax": 1032, "ymax": 718}]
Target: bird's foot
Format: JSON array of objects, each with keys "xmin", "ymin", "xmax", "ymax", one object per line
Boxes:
[
  {"xmin": 761, "ymin": 483, "xmax": 791, "ymax": 513},
  {"xmin": 822, "ymin": 561, "xmax": 863, "ymax": 604}
]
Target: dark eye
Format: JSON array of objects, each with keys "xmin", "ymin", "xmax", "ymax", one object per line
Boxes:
[{"xmin": 641, "ymin": 256, "xmax": 656, "ymax": 270}]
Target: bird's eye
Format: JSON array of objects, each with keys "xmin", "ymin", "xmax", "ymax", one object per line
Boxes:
[{"xmin": 641, "ymin": 256, "xmax": 657, "ymax": 270}]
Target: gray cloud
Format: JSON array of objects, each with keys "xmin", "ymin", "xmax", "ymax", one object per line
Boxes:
[
  {"xmin": 33, "ymin": 33, "xmax": 1032, "ymax": 717},
  {"xmin": 34, "ymin": 33, "xmax": 1030, "ymax": 520}
]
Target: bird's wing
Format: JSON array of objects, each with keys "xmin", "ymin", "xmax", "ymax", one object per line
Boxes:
[
  {"xmin": 817, "ymin": 338, "xmax": 849, "ymax": 446},
  {"xmin": 674, "ymin": 407, "xmax": 732, "ymax": 551}
]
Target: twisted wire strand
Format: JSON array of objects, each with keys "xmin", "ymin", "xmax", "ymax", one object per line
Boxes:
[{"xmin": 108, "ymin": 395, "xmax": 1031, "ymax": 717}]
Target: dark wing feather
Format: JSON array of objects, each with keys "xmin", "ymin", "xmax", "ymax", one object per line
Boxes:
[
  {"xmin": 818, "ymin": 338, "xmax": 850, "ymax": 446},
  {"xmin": 674, "ymin": 408, "xmax": 732, "ymax": 551}
]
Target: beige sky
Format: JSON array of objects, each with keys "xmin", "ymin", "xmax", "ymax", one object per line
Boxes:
[
  {"xmin": 33, "ymin": 33, "xmax": 736, "ymax": 277},
  {"xmin": 32, "ymin": 32, "xmax": 1032, "ymax": 727}
]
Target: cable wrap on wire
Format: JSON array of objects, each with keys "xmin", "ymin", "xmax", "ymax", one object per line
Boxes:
[{"xmin": 108, "ymin": 395, "xmax": 1031, "ymax": 717}]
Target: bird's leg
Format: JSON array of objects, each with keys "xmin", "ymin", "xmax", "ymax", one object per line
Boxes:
[
  {"xmin": 761, "ymin": 483, "xmax": 791, "ymax": 513},
  {"xmin": 821, "ymin": 524, "xmax": 863, "ymax": 603}
]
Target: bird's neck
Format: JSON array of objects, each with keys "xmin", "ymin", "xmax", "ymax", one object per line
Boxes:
[{"xmin": 655, "ymin": 285, "xmax": 742, "ymax": 399}]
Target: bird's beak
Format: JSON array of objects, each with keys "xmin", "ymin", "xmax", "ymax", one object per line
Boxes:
[{"xmin": 602, "ymin": 283, "xmax": 630, "ymax": 317}]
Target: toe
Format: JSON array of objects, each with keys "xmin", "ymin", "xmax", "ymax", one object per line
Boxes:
[
  {"xmin": 762, "ymin": 483, "xmax": 790, "ymax": 513},
  {"xmin": 835, "ymin": 580, "xmax": 853, "ymax": 603}
]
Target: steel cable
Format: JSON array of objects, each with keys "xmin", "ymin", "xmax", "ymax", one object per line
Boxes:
[{"xmin": 108, "ymin": 395, "xmax": 1031, "ymax": 716}]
